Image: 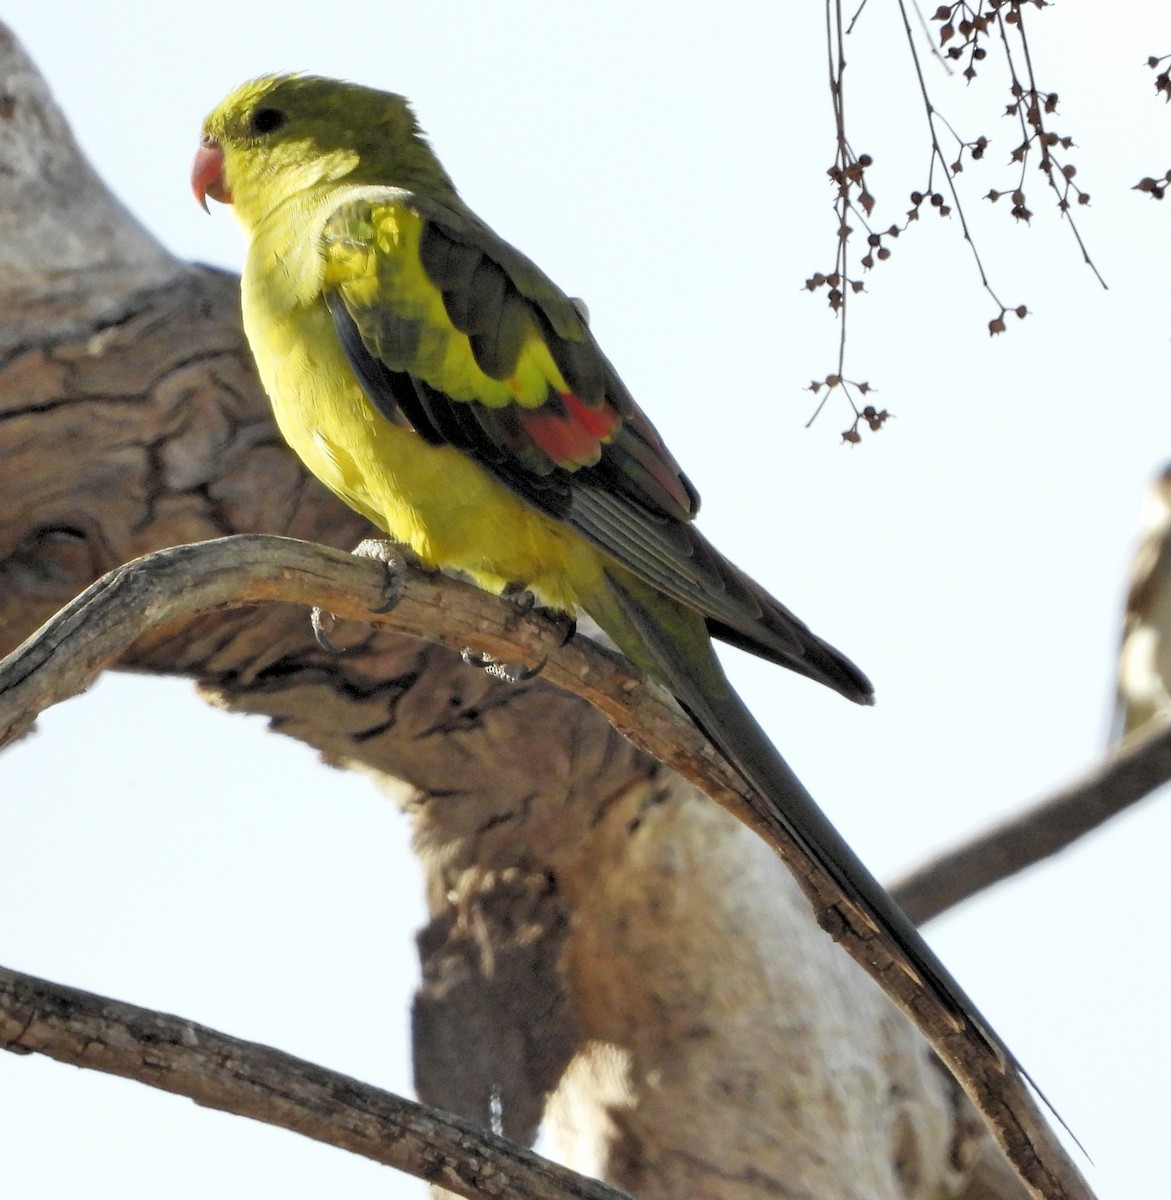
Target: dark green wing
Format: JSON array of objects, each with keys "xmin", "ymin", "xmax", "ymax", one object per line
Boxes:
[{"xmin": 322, "ymin": 190, "xmax": 872, "ymax": 702}]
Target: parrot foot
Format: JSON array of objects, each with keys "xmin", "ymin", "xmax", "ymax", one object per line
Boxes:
[
  {"xmin": 351, "ymin": 538, "xmax": 419, "ymax": 612},
  {"xmin": 460, "ymin": 648, "xmax": 544, "ymax": 684},
  {"xmin": 310, "ymin": 539, "xmax": 420, "ymax": 652},
  {"xmin": 460, "ymin": 589, "xmax": 577, "ymax": 683},
  {"xmin": 498, "ymin": 583, "xmax": 578, "ymax": 644}
]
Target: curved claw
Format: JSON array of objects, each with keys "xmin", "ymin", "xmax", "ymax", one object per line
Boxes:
[
  {"xmin": 461, "ymin": 647, "xmax": 546, "ymax": 684},
  {"xmin": 311, "ymin": 607, "xmax": 344, "ymax": 653},
  {"xmin": 370, "ymin": 569, "xmax": 405, "ymax": 614},
  {"xmin": 351, "ymin": 538, "xmax": 413, "ymax": 612}
]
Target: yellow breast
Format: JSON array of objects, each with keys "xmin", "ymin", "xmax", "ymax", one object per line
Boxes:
[{"xmin": 239, "ymin": 197, "xmax": 597, "ymax": 612}]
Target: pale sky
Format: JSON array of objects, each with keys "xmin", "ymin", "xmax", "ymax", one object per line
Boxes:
[{"xmin": 1, "ymin": 4, "xmax": 1169, "ymax": 1198}]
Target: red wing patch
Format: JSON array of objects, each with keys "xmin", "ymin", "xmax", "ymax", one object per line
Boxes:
[{"xmin": 519, "ymin": 392, "xmax": 621, "ymax": 468}]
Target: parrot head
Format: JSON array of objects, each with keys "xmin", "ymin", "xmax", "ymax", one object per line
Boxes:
[{"xmin": 192, "ymin": 74, "xmax": 456, "ymax": 229}]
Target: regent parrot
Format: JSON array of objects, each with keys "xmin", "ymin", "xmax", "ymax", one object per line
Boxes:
[{"xmin": 192, "ymin": 74, "xmax": 1008, "ymax": 1067}]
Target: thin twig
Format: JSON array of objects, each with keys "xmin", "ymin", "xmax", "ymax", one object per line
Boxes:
[
  {"xmin": 896, "ymin": 0, "xmax": 1006, "ymax": 305},
  {"xmin": 910, "ymin": 0, "xmax": 954, "ymax": 72},
  {"xmin": 808, "ymin": 0, "xmax": 886, "ymax": 440},
  {"xmin": 1009, "ymin": 7, "xmax": 1106, "ymax": 286},
  {"xmin": 810, "ymin": 0, "xmax": 1107, "ymax": 424}
]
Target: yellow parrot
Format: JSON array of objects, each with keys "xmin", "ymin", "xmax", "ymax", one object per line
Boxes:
[{"xmin": 193, "ymin": 74, "xmax": 1006, "ymax": 1060}]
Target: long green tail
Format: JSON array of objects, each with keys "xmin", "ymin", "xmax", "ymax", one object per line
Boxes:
[
  {"xmin": 599, "ymin": 569, "xmax": 1086, "ymax": 1147},
  {"xmin": 601, "ymin": 570, "xmax": 1001, "ymax": 1049}
]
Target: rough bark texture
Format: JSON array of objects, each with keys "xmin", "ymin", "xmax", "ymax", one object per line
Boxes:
[
  {"xmin": 0, "ymin": 965, "xmax": 635, "ymax": 1200},
  {"xmin": 0, "ymin": 28, "xmax": 1027, "ymax": 1200}
]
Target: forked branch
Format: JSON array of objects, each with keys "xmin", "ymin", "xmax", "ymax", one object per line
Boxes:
[{"xmin": 0, "ymin": 533, "xmax": 1097, "ymax": 1200}]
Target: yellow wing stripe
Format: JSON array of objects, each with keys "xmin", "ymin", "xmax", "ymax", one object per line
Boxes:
[{"xmin": 322, "ymin": 202, "xmax": 569, "ymax": 409}]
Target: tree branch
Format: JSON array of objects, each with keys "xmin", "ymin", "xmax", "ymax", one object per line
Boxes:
[
  {"xmin": 0, "ymin": 533, "xmax": 1094, "ymax": 1200},
  {"xmin": 0, "ymin": 964, "xmax": 632, "ymax": 1200},
  {"xmin": 891, "ymin": 722, "xmax": 1171, "ymax": 924}
]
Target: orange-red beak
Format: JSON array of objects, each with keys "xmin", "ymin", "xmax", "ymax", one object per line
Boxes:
[{"xmin": 191, "ymin": 137, "xmax": 231, "ymax": 211}]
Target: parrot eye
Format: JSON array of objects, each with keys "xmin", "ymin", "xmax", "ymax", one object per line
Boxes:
[{"xmin": 250, "ymin": 107, "xmax": 288, "ymax": 136}]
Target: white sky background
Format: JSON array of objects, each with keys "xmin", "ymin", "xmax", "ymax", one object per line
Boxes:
[{"xmin": 1, "ymin": 2, "xmax": 1169, "ymax": 1197}]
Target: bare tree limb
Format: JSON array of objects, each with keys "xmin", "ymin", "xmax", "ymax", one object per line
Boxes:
[
  {"xmin": 0, "ymin": 536, "xmax": 578, "ymax": 749},
  {"xmin": 891, "ymin": 722, "xmax": 1171, "ymax": 924},
  {"xmin": 0, "ymin": 964, "xmax": 633, "ymax": 1200},
  {"xmin": 0, "ymin": 533, "xmax": 1094, "ymax": 1200}
]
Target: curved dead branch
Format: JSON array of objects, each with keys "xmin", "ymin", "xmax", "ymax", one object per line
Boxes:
[{"xmin": 0, "ymin": 533, "xmax": 1094, "ymax": 1200}]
